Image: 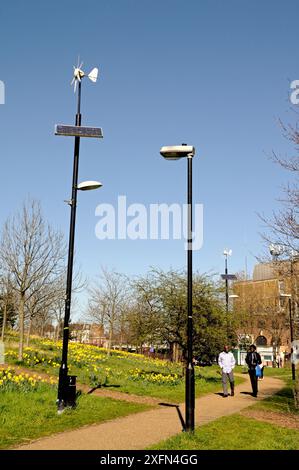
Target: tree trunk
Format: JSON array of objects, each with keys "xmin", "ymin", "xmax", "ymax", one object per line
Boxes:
[
  {"xmin": 18, "ymin": 295, "xmax": 25, "ymax": 361},
  {"xmin": 26, "ymin": 316, "xmax": 32, "ymax": 347},
  {"xmin": 1, "ymin": 302, "xmax": 7, "ymax": 341},
  {"xmin": 107, "ymin": 325, "xmax": 113, "ymax": 358},
  {"xmin": 56, "ymin": 323, "xmax": 60, "ymax": 341},
  {"xmin": 172, "ymin": 342, "xmax": 180, "ymax": 362},
  {"xmin": 272, "ymin": 343, "xmax": 277, "ymax": 368}
]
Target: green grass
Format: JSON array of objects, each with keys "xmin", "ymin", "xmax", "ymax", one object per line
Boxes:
[
  {"xmin": 102, "ymin": 369, "xmax": 244, "ymax": 402},
  {"xmin": 150, "ymin": 375, "xmax": 299, "ymax": 450},
  {"xmin": 249, "ymin": 379, "xmax": 299, "ymax": 415},
  {"xmin": 0, "ymin": 384, "xmax": 150, "ymax": 449},
  {"xmin": 149, "ymin": 414, "xmax": 299, "ymax": 450}
]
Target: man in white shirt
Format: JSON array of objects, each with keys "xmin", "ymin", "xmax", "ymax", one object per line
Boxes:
[{"xmin": 218, "ymin": 345, "xmax": 236, "ymax": 397}]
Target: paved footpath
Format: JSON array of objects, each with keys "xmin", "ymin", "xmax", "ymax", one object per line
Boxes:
[{"xmin": 16, "ymin": 374, "xmax": 284, "ymax": 450}]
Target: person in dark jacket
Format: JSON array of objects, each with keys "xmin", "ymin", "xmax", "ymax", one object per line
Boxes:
[{"xmin": 245, "ymin": 344, "xmax": 262, "ymax": 397}]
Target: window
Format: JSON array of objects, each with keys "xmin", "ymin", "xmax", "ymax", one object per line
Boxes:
[
  {"xmin": 257, "ymin": 319, "xmax": 266, "ymax": 329},
  {"xmin": 256, "ymin": 335, "xmax": 267, "ymax": 346},
  {"xmin": 263, "ymin": 355, "xmax": 272, "ymax": 361}
]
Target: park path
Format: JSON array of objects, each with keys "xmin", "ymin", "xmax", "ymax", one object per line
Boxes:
[{"xmin": 15, "ymin": 374, "xmax": 284, "ymax": 450}]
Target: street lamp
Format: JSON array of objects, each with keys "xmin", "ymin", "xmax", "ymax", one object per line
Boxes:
[
  {"xmin": 221, "ymin": 249, "xmax": 236, "ymax": 339},
  {"xmin": 280, "ymin": 293, "xmax": 296, "ymax": 381},
  {"xmin": 77, "ymin": 181, "xmax": 102, "ymax": 191},
  {"xmin": 56, "ymin": 65, "xmax": 103, "ymax": 413},
  {"xmin": 160, "ymin": 143, "xmax": 196, "ymax": 433}
]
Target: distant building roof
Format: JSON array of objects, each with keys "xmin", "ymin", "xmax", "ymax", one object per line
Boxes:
[{"xmin": 252, "ymin": 263, "xmax": 276, "ymax": 281}]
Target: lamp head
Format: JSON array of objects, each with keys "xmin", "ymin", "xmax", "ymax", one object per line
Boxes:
[
  {"xmin": 160, "ymin": 145, "xmax": 195, "ymax": 160},
  {"xmin": 77, "ymin": 180, "xmax": 102, "ymax": 191}
]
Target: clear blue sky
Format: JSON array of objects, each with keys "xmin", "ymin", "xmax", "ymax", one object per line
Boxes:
[{"xmin": 0, "ymin": 0, "xmax": 298, "ymax": 309}]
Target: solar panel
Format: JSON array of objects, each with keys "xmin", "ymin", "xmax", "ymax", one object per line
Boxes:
[
  {"xmin": 221, "ymin": 274, "xmax": 237, "ymax": 280},
  {"xmin": 55, "ymin": 125, "xmax": 103, "ymax": 138}
]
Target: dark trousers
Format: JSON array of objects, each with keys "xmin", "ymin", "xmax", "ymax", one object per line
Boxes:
[{"xmin": 248, "ymin": 369, "xmax": 258, "ymax": 396}]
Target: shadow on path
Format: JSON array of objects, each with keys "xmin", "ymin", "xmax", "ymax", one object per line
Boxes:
[{"xmin": 87, "ymin": 384, "xmax": 120, "ymax": 395}]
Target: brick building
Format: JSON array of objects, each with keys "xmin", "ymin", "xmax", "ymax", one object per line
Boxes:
[{"xmin": 232, "ymin": 259, "xmax": 299, "ymax": 366}]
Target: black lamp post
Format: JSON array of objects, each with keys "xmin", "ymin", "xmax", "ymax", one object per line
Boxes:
[
  {"xmin": 55, "ymin": 69, "xmax": 103, "ymax": 413},
  {"xmin": 281, "ymin": 294, "xmax": 296, "ymax": 381},
  {"xmin": 224, "ymin": 251, "xmax": 229, "ymax": 319},
  {"xmin": 160, "ymin": 144, "xmax": 196, "ymax": 432},
  {"xmin": 221, "ymin": 250, "xmax": 236, "ymax": 340},
  {"xmin": 288, "ymin": 297, "xmax": 296, "ymax": 381},
  {"xmin": 57, "ymin": 81, "xmax": 82, "ymax": 412}
]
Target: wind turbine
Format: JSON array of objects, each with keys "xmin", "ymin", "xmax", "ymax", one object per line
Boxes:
[{"xmin": 71, "ymin": 58, "xmax": 99, "ymax": 93}]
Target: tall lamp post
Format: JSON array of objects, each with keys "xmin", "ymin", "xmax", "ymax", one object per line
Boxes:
[
  {"xmin": 160, "ymin": 144, "xmax": 196, "ymax": 432},
  {"xmin": 55, "ymin": 65, "xmax": 103, "ymax": 413},
  {"xmin": 280, "ymin": 294, "xmax": 296, "ymax": 381},
  {"xmin": 221, "ymin": 249, "xmax": 236, "ymax": 340}
]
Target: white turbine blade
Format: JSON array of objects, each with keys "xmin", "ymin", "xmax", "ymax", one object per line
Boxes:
[
  {"xmin": 74, "ymin": 79, "xmax": 77, "ymax": 93},
  {"xmin": 88, "ymin": 67, "xmax": 98, "ymax": 83}
]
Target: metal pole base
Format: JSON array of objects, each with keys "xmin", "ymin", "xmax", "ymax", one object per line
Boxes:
[
  {"xmin": 57, "ymin": 373, "xmax": 77, "ymax": 412},
  {"xmin": 185, "ymin": 365, "xmax": 195, "ymax": 432}
]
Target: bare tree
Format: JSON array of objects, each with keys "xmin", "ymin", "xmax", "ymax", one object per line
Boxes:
[
  {"xmin": 259, "ymin": 117, "xmax": 299, "ymax": 253},
  {"xmin": 0, "ymin": 274, "xmax": 17, "ymax": 340},
  {"xmin": 0, "ymin": 199, "xmax": 65, "ymax": 359},
  {"xmin": 258, "ymin": 110, "xmax": 299, "ymax": 406},
  {"xmin": 87, "ymin": 268, "xmax": 129, "ymax": 356},
  {"xmin": 25, "ymin": 281, "xmax": 60, "ymax": 344}
]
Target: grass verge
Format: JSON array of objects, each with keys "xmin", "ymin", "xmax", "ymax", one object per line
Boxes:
[
  {"xmin": 149, "ymin": 414, "xmax": 299, "ymax": 450},
  {"xmin": 0, "ymin": 384, "xmax": 150, "ymax": 449}
]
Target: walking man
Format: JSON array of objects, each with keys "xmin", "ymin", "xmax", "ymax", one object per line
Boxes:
[
  {"xmin": 218, "ymin": 345, "xmax": 236, "ymax": 397},
  {"xmin": 245, "ymin": 344, "xmax": 262, "ymax": 397}
]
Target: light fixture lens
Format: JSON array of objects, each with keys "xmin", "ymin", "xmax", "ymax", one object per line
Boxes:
[{"xmin": 77, "ymin": 180, "xmax": 102, "ymax": 191}]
